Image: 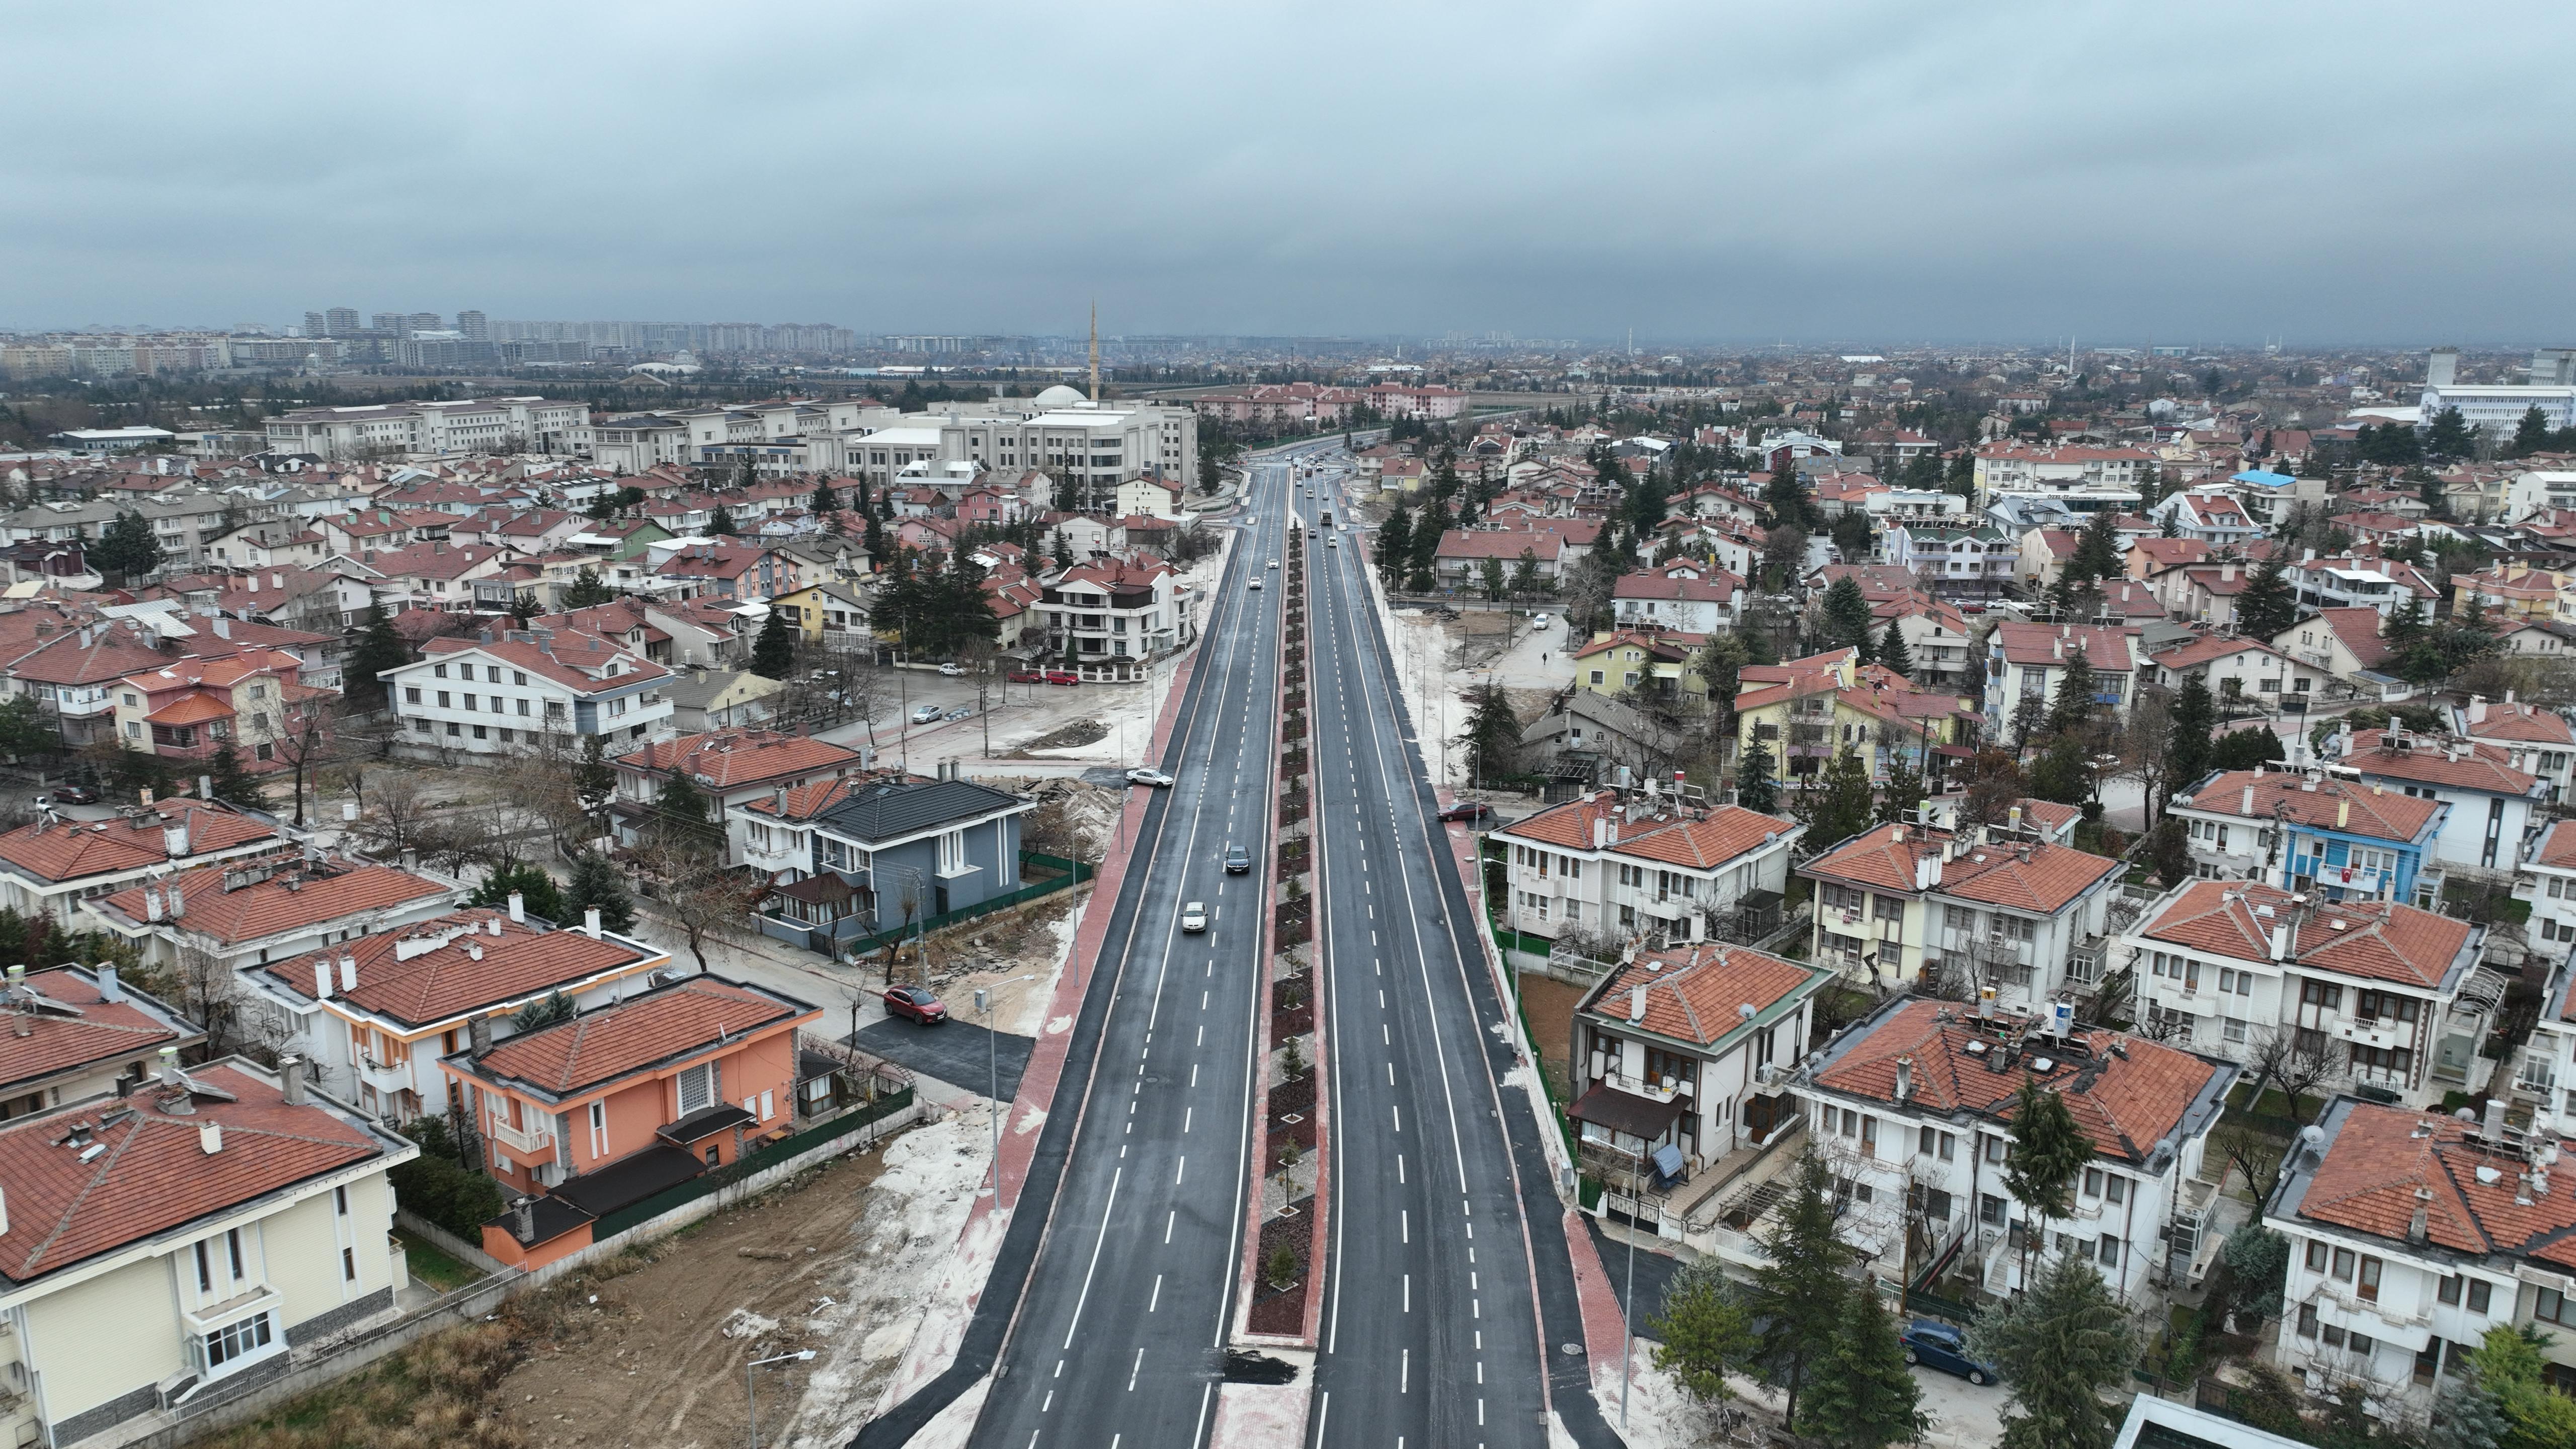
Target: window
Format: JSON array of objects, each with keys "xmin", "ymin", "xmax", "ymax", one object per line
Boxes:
[
  {"xmin": 434, "ymin": 664, "xmax": 448, "ymax": 679},
  {"xmin": 486, "ymin": 666, "xmax": 501, "ymax": 683},
  {"xmin": 1919, "ymin": 1126, "xmax": 1955, "ymax": 1161},
  {"xmin": 2538, "ymin": 1287, "xmax": 2573, "ymax": 1326},
  {"xmin": 2331, "ymin": 1247, "xmax": 2356, "ymax": 1281},
  {"xmin": 335, "ymin": 1185, "xmax": 348, "ymax": 1217},
  {"xmin": 413, "ymin": 718, "xmax": 432, "ymax": 734},
  {"xmin": 227, "ymin": 1228, "xmax": 243, "ymax": 1280},
  {"xmin": 589, "ymin": 1100, "xmax": 607, "ymax": 1157},
  {"xmin": 2224, "ymin": 1017, "xmax": 2249, "ymax": 1045},
  {"xmin": 677, "ymin": 1062, "xmax": 714, "ymax": 1116},
  {"xmin": 196, "ymin": 1238, "xmax": 212, "ymax": 1293},
  {"xmin": 2357, "ymin": 1255, "xmax": 2382, "ymax": 1302},
  {"xmin": 1979, "ymin": 1193, "xmax": 2007, "ymax": 1227},
  {"xmin": 405, "ymin": 687, "xmax": 422, "ymax": 704},
  {"xmin": 2300, "ymin": 980, "xmax": 2343, "ymax": 1011},
  {"xmin": 203, "ymin": 1311, "xmax": 273, "ymax": 1370},
  {"xmin": 2098, "ymin": 1237, "xmax": 2120, "ymax": 1268},
  {"xmin": 1983, "ymin": 1134, "xmax": 2008, "ymax": 1164},
  {"xmin": 343, "ymin": 1246, "xmax": 357, "ymax": 1282},
  {"xmin": 2298, "ymin": 1302, "xmax": 2319, "ymax": 1338},
  {"xmin": 514, "ymin": 671, "xmax": 528, "ymax": 686},
  {"xmin": 2471, "ymin": 1279, "xmax": 2493, "ymax": 1314}
]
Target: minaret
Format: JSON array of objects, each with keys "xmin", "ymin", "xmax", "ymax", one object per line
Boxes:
[{"xmin": 1088, "ymin": 301, "xmax": 1100, "ymax": 403}]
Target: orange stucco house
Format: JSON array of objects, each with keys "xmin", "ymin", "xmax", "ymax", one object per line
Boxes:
[{"xmin": 439, "ymin": 973, "xmax": 820, "ymax": 1268}]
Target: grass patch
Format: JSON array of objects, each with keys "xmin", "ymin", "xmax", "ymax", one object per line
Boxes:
[{"xmin": 393, "ymin": 1230, "xmax": 480, "ymax": 1293}]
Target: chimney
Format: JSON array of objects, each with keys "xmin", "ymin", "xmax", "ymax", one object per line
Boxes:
[
  {"xmin": 399, "ymin": 848, "xmax": 418, "ymax": 871},
  {"xmin": 197, "ymin": 774, "xmax": 211, "ymax": 799},
  {"xmin": 1628, "ymin": 985, "xmax": 1647, "ymax": 1024},
  {"xmin": 163, "ymin": 820, "xmax": 190, "ymax": 859},
  {"xmin": 512, "ymin": 1195, "xmax": 535, "ymax": 1243},
  {"xmin": 2008, "ymin": 805, "xmax": 2023, "ymax": 832},
  {"xmin": 247, "ymin": 574, "xmax": 258, "ymax": 593},
  {"xmin": 2241, "ymin": 784, "xmax": 2255, "ymax": 814},
  {"xmin": 2221, "ymin": 561, "xmax": 2236, "ymax": 583},
  {"xmin": 312, "ymin": 957, "xmax": 333, "ymax": 1001},
  {"xmin": 584, "ymin": 907, "xmax": 602, "ymax": 939},
  {"xmin": 279, "ymin": 1056, "xmax": 305, "ymax": 1106},
  {"xmin": 2407, "ymin": 1185, "xmax": 2431, "ymax": 1244},
  {"xmin": 2470, "ymin": 695, "xmax": 2489, "ymax": 725},
  {"xmin": 2484, "ymin": 1097, "xmax": 2509, "ymax": 1143},
  {"xmin": 198, "ymin": 1123, "xmax": 222, "ymax": 1155},
  {"xmin": 338, "ymin": 954, "xmax": 356, "ymax": 993},
  {"xmin": 211, "ymin": 616, "xmax": 229, "ymax": 639},
  {"xmin": 1894, "ymin": 1055, "xmax": 1914, "ymax": 1102},
  {"xmin": 168, "ymin": 884, "xmax": 183, "ymax": 919},
  {"xmin": 145, "ymin": 887, "xmax": 165, "ymax": 922},
  {"xmin": 2270, "ymin": 924, "xmax": 2291, "ymax": 961},
  {"xmin": 468, "ymin": 1013, "xmax": 493, "ymax": 1057},
  {"xmin": 2337, "ymin": 799, "xmax": 2350, "ymax": 830},
  {"xmin": 271, "ymin": 572, "xmax": 282, "ymax": 589},
  {"xmin": 1594, "ymin": 817, "xmax": 1608, "ymax": 850},
  {"xmin": 96, "ymin": 964, "xmax": 120, "ymax": 1003}
]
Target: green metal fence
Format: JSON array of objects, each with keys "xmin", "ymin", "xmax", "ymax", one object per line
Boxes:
[{"xmin": 591, "ymin": 1088, "xmax": 914, "ymax": 1240}]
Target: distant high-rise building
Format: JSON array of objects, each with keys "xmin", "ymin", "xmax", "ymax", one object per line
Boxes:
[
  {"xmin": 303, "ymin": 311, "xmax": 327, "ymax": 339},
  {"xmin": 456, "ymin": 310, "xmax": 488, "ymax": 341},
  {"xmin": 407, "ymin": 312, "xmax": 442, "ymax": 337},
  {"xmin": 371, "ymin": 313, "xmax": 404, "ymax": 334},
  {"xmin": 324, "ymin": 307, "xmax": 358, "ymax": 337}
]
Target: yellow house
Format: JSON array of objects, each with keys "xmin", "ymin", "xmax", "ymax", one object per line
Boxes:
[
  {"xmin": 1731, "ymin": 651, "xmax": 1977, "ymax": 791},
  {"xmin": 764, "ymin": 581, "xmax": 870, "ymax": 645},
  {"xmin": 1571, "ymin": 630, "xmax": 1710, "ymax": 707},
  {"xmin": 2453, "ymin": 562, "xmax": 2576, "ymax": 625}
]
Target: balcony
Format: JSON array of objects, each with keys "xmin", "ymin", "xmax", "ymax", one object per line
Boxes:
[
  {"xmin": 356, "ymin": 1056, "xmax": 412, "ymax": 1098},
  {"xmin": 487, "ymin": 1113, "xmax": 553, "ymax": 1157}
]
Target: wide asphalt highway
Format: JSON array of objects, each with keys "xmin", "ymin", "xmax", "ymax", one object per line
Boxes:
[
  {"xmin": 1302, "ymin": 448, "xmax": 1628, "ymax": 1449},
  {"xmin": 962, "ymin": 447, "xmax": 1308, "ymax": 1448}
]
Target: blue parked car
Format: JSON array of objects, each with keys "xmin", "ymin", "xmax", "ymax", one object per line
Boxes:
[{"xmin": 1900, "ymin": 1320, "xmax": 1995, "ymax": 1385}]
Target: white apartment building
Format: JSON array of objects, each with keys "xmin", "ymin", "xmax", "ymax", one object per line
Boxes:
[
  {"xmin": 2121, "ymin": 880, "xmax": 2494, "ymax": 1110},
  {"xmin": 1492, "ymin": 790, "xmax": 1804, "ymax": 945},
  {"xmin": 1037, "ymin": 554, "xmax": 1196, "ymax": 682},
  {"xmin": 2454, "ymin": 696, "xmax": 2576, "ymax": 801},
  {"xmin": 2514, "ymin": 820, "xmax": 2576, "ymax": 966},
  {"xmin": 1970, "ymin": 442, "xmax": 2153, "ymax": 499},
  {"xmin": 264, "ymin": 397, "xmax": 587, "ymax": 459},
  {"xmin": 1799, "ymin": 815, "xmax": 2122, "ymax": 1000},
  {"xmin": 2266, "ymin": 1095, "xmax": 2576, "ymax": 1412},
  {"xmin": 1790, "ymin": 996, "xmax": 2237, "ymax": 1302},
  {"xmin": 2326, "ymin": 727, "xmax": 2550, "ymax": 881},
  {"xmin": 379, "ymin": 629, "xmax": 675, "ymax": 758}
]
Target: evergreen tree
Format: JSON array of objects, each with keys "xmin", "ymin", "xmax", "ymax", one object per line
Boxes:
[
  {"xmin": 564, "ymin": 851, "xmax": 636, "ymax": 934},
  {"xmin": 91, "ymin": 511, "xmax": 164, "ymax": 580},
  {"xmin": 1746, "ymin": 1149, "xmax": 1854, "ymax": 1426},
  {"xmin": 865, "ymin": 507, "xmax": 887, "ymax": 561},
  {"xmin": 811, "ymin": 479, "xmax": 840, "ymax": 514},
  {"xmin": 0, "ymin": 695, "xmax": 58, "ymax": 762},
  {"xmin": 1649, "ymin": 1258, "xmax": 1757, "ymax": 1407},
  {"xmin": 2047, "ymin": 646, "xmax": 2098, "ymax": 736},
  {"xmin": 708, "ymin": 504, "xmax": 738, "ymax": 536},
  {"xmin": 2426, "ymin": 406, "xmax": 2475, "ymax": 461},
  {"xmin": 654, "ymin": 766, "xmax": 717, "ymax": 853},
  {"xmin": 2235, "ymin": 554, "xmax": 2298, "ymax": 639},
  {"xmin": 1508, "ymin": 547, "xmax": 1543, "ymax": 602},
  {"xmin": 562, "ymin": 566, "xmax": 613, "ymax": 608},
  {"xmin": 1377, "ymin": 503, "xmax": 1414, "ymax": 589},
  {"xmin": 1796, "ymin": 1284, "xmax": 1928, "ymax": 1449},
  {"xmin": 2210, "ymin": 726, "xmax": 2286, "ymax": 772},
  {"xmin": 1478, "ymin": 555, "xmax": 1507, "ymax": 603},
  {"xmin": 468, "ymin": 861, "xmax": 567, "ymax": 923},
  {"xmin": 2384, "ymin": 593, "xmax": 2429, "ymax": 650},
  {"xmin": 2027, "ymin": 731, "xmax": 2090, "ymax": 807},
  {"xmin": 1410, "ymin": 497, "xmax": 1446, "ymax": 580},
  {"xmin": 1734, "ymin": 738, "xmax": 1779, "ymax": 814},
  {"xmin": 2168, "ymin": 675, "xmax": 2217, "ymax": 792},
  {"xmin": 1944, "ymin": 450, "xmax": 1976, "ymax": 502},
  {"xmin": 1877, "ymin": 748, "xmax": 1924, "ymax": 826},
  {"xmin": 204, "ymin": 744, "xmax": 262, "ymax": 809},
  {"xmin": 1761, "ymin": 459, "xmax": 1815, "ymax": 530},
  {"xmin": 1875, "ymin": 619, "xmax": 1913, "ymax": 678},
  {"xmin": 1051, "ymin": 528, "xmax": 1075, "ymax": 570},
  {"xmin": 1966, "ymin": 1252, "xmax": 2140, "ymax": 1449},
  {"xmin": 2069, "ymin": 508, "xmax": 2122, "ymax": 582},
  {"xmin": 1457, "ymin": 683, "xmax": 1520, "ymax": 785},
  {"xmin": 750, "ymin": 606, "xmax": 798, "ymax": 679},
  {"xmin": 2425, "ymin": 1359, "xmax": 2508, "ymax": 1449},
  {"xmin": 571, "ymin": 735, "xmax": 615, "ymax": 831},
  {"xmin": 1821, "ymin": 576, "xmax": 1876, "ymax": 653},
  {"xmin": 343, "ymin": 604, "xmax": 412, "ymax": 712},
  {"xmin": 2001, "ymin": 1076, "xmax": 2094, "ymax": 1275},
  {"xmin": 1804, "ymin": 747, "xmax": 1876, "ymax": 848},
  {"xmin": 2512, "ymin": 406, "xmax": 2554, "ymax": 459}
]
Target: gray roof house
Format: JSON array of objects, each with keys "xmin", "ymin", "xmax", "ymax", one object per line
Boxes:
[{"xmin": 763, "ymin": 771, "xmax": 1040, "ymax": 952}]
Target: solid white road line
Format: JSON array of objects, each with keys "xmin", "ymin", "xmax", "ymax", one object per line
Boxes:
[{"xmin": 1060, "ymin": 1166, "xmax": 1124, "ymax": 1349}]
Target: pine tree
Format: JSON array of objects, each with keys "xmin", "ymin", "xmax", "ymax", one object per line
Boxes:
[
  {"xmin": 2000, "ymin": 1075, "xmax": 2094, "ymax": 1279},
  {"xmin": 91, "ymin": 511, "xmax": 165, "ymax": 580},
  {"xmin": 2384, "ymin": 593, "xmax": 2428, "ymax": 650},
  {"xmin": 1796, "ymin": 1284, "xmax": 1928, "ymax": 1449},
  {"xmin": 2426, "ymin": 406, "xmax": 2475, "ymax": 461},
  {"xmin": 865, "ymin": 507, "xmax": 887, "ymax": 561},
  {"xmin": 708, "ymin": 504, "xmax": 738, "ymax": 536},
  {"xmin": 204, "ymin": 744, "xmax": 262, "ymax": 809},
  {"xmin": 654, "ymin": 766, "xmax": 716, "ymax": 854},
  {"xmin": 2047, "ymin": 646, "xmax": 2098, "ymax": 735},
  {"xmin": 1877, "ymin": 749, "xmax": 1924, "ymax": 826},
  {"xmin": 343, "ymin": 604, "xmax": 412, "ymax": 713},
  {"xmin": 750, "ymin": 607, "xmax": 797, "ymax": 679},
  {"xmin": 564, "ymin": 851, "xmax": 636, "ymax": 934},
  {"xmin": 1875, "ymin": 619, "xmax": 1912, "ymax": 678},
  {"xmin": 1051, "ymin": 529, "xmax": 1075, "ymax": 570},
  {"xmin": 1822, "ymin": 576, "xmax": 1875, "ymax": 653},
  {"xmin": 2027, "ymin": 731, "xmax": 2089, "ymax": 807},
  {"xmin": 468, "ymin": 861, "xmax": 567, "ymax": 923},
  {"xmin": 1746, "ymin": 1148, "xmax": 1854, "ymax": 1427},
  {"xmin": 563, "ymin": 566, "xmax": 612, "ymax": 608},
  {"xmin": 2235, "ymin": 554, "xmax": 2298, "ymax": 639},
  {"xmin": 1804, "ymin": 747, "xmax": 1876, "ymax": 849},
  {"xmin": 1377, "ymin": 503, "xmax": 1414, "ymax": 589},
  {"xmin": 811, "ymin": 479, "xmax": 840, "ymax": 515},
  {"xmin": 571, "ymin": 735, "xmax": 615, "ymax": 832},
  {"xmin": 2069, "ymin": 508, "xmax": 2121, "ymax": 581},
  {"xmin": 1648, "ymin": 1258, "xmax": 1756, "ymax": 1407},
  {"xmin": 1966, "ymin": 1253, "xmax": 2141, "ymax": 1449},
  {"xmin": 2167, "ymin": 674, "xmax": 2217, "ymax": 793},
  {"xmin": 1456, "ymin": 683, "xmax": 1519, "ymax": 784},
  {"xmin": 1735, "ymin": 738, "xmax": 1779, "ymax": 813}
]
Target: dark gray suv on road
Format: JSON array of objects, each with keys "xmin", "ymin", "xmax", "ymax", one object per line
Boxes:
[{"xmin": 1224, "ymin": 844, "xmax": 1251, "ymax": 873}]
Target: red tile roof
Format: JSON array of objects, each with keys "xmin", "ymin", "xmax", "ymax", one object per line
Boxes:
[
  {"xmin": 2466, "ymin": 702, "xmax": 2576, "ymax": 748},
  {"xmin": 2175, "ymin": 769, "xmax": 2442, "ymax": 845},
  {"xmin": 1811, "ymin": 1000, "xmax": 2225, "ymax": 1166},
  {"xmin": 91, "ymin": 860, "xmax": 454, "ymax": 946},
  {"xmin": 2340, "ymin": 730, "xmax": 2543, "ymax": 797},
  {"xmin": 0, "ymin": 801, "xmax": 282, "ymax": 884},
  {"xmin": 0, "ymin": 1063, "xmax": 394, "ymax": 1285},
  {"xmin": 2136, "ymin": 880, "xmax": 2473, "ymax": 991},
  {"xmin": 615, "ymin": 728, "xmax": 860, "ymax": 791},
  {"xmin": 2534, "ymin": 820, "xmax": 2576, "ymax": 873},
  {"xmin": 414, "ymin": 633, "xmax": 671, "ymax": 695},
  {"xmin": 461, "ymin": 977, "xmax": 814, "ymax": 1100},
  {"xmin": 2292, "ymin": 1101, "xmax": 2576, "ymax": 1271},
  {"xmin": 1801, "ymin": 824, "xmax": 2117, "ymax": 913},
  {"xmin": 0, "ymin": 969, "xmax": 199, "ymax": 1095},
  {"xmin": 1498, "ymin": 794, "xmax": 1799, "ymax": 871},
  {"xmin": 254, "ymin": 911, "xmax": 659, "ymax": 1029},
  {"xmin": 1991, "ymin": 623, "xmax": 2140, "ymax": 671},
  {"xmin": 1585, "ymin": 943, "xmax": 1826, "ymax": 1046}
]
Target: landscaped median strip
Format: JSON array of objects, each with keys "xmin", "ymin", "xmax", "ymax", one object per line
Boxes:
[{"xmin": 1243, "ymin": 526, "xmax": 1328, "ymax": 1343}]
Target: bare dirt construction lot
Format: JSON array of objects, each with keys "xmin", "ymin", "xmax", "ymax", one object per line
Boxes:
[{"xmin": 492, "ymin": 1110, "xmax": 990, "ymax": 1449}]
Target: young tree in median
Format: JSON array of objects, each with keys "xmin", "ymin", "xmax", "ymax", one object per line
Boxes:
[
  {"xmin": 1746, "ymin": 1147, "xmax": 1853, "ymax": 1427},
  {"xmin": 1457, "ymin": 682, "xmax": 1519, "ymax": 785},
  {"xmin": 1966, "ymin": 1251, "xmax": 2140, "ymax": 1449},
  {"xmin": 1796, "ymin": 1283, "xmax": 1929, "ymax": 1449},
  {"xmin": 750, "ymin": 607, "xmax": 797, "ymax": 680}
]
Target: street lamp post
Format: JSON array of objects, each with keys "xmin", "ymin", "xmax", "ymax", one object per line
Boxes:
[
  {"xmin": 746, "ymin": 1348, "xmax": 815, "ymax": 1449},
  {"xmin": 978, "ymin": 977, "xmax": 1035, "ymax": 1202}
]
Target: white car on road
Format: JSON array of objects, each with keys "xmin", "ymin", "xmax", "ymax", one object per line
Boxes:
[
  {"xmin": 1180, "ymin": 901, "xmax": 1208, "ymax": 932},
  {"xmin": 1531, "ymin": 613, "xmax": 1551, "ymax": 629},
  {"xmin": 910, "ymin": 703, "xmax": 942, "ymax": 725},
  {"xmin": 1126, "ymin": 767, "xmax": 1175, "ymax": 788}
]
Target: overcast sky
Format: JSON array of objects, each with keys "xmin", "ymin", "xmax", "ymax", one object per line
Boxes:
[{"xmin": 13, "ymin": 2, "xmax": 2574, "ymax": 346}]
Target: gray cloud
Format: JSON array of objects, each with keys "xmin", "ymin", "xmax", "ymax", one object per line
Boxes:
[{"xmin": 9, "ymin": 0, "xmax": 2573, "ymax": 344}]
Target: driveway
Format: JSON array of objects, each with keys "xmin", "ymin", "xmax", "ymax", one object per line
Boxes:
[
  {"xmin": 1912, "ymin": 1362, "xmax": 2007, "ymax": 1449},
  {"xmin": 851, "ymin": 1016, "xmax": 1034, "ymax": 1103},
  {"xmin": 1590, "ymin": 1219, "xmax": 1682, "ymax": 1335}
]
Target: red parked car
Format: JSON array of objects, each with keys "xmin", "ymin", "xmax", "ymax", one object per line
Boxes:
[
  {"xmin": 882, "ymin": 986, "xmax": 948, "ymax": 1024},
  {"xmin": 1006, "ymin": 669, "xmax": 1045, "ymax": 683},
  {"xmin": 1043, "ymin": 671, "xmax": 1081, "ymax": 686}
]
